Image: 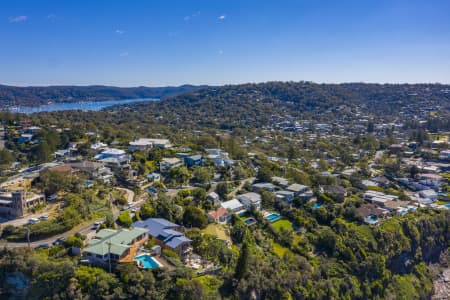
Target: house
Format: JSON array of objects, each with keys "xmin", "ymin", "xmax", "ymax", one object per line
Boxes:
[
  {"xmin": 237, "ymin": 192, "xmax": 262, "ymax": 210},
  {"xmin": 160, "ymin": 157, "xmax": 182, "ymax": 172},
  {"xmin": 439, "ymin": 150, "xmax": 450, "ymax": 160},
  {"xmin": 0, "ymin": 190, "xmax": 45, "ymax": 218},
  {"xmin": 48, "ymin": 164, "xmax": 74, "ymax": 174},
  {"xmin": 147, "ymin": 172, "xmax": 161, "ymax": 182},
  {"xmin": 205, "ymin": 149, "xmax": 234, "ymax": 167},
  {"xmin": 206, "ymin": 192, "xmax": 221, "ymax": 207},
  {"xmin": 275, "ymin": 190, "xmax": 295, "ymax": 203},
  {"xmin": 252, "ymin": 182, "xmax": 276, "ymax": 192},
  {"xmin": 54, "ymin": 149, "xmax": 71, "ymax": 158},
  {"xmin": 69, "ymin": 161, "xmax": 113, "ymax": 182},
  {"xmin": 383, "ymin": 200, "xmax": 410, "ymax": 212},
  {"xmin": 205, "ymin": 149, "xmax": 229, "ymax": 157},
  {"xmin": 320, "ymin": 185, "xmax": 347, "ymax": 201},
  {"xmin": 95, "ymin": 148, "xmax": 126, "ymax": 160},
  {"xmin": 91, "ymin": 142, "xmax": 108, "ymax": 151},
  {"xmin": 207, "ymin": 207, "xmax": 231, "ymax": 223},
  {"xmin": 221, "ymin": 198, "xmax": 247, "ymax": 215},
  {"xmin": 356, "ymin": 204, "xmax": 388, "ymax": 225},
  {"xmin": 271, "ymin": 176, "xmax": 289, "ymax": 188},
  {"xmin": 18, "ymin": 134, "xmax": 33, "ymax": 144},
  {"xmin": 98, "ymin": 155, "xmax": 131, "ymax": 170},
  {"xmin": 361, "ymin": 180, "xmax": 378, "ymax": 188},
  {"xmin": 286, "ymin": 183, "xmax": 308, "ymax": 196},
  {"xmin": 133, "ymin": 218, "xmax": 192, "ymax": 258},
  {"xmin": 372, "ymin": 176, "xmax": 390, "ymax": 188},
  {"xmin": 128, "ymin": 138, "xmax": 172, "ymax": 151},
  {"xmin": 184, "ymin": 155, "xmax": 203, "ymax": 167},
  {"xmin": 82, "ymin": 228, "xmax": 148, "ymax": 264},
  {"xmin": 363, "ymin": 190, "xmax": 399, "ymax": 207},
  {"xmin": 419, "ymin": 189, "xmax": 438, "ymax": 201},
  {"xmin": 418, "ymin": 173, "xmax": 442, "ymax": 188}
]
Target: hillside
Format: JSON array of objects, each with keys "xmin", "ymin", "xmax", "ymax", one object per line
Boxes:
[
  {"xmin": 0, "ymin": 84, "xmax": 206, "ymax": 107},
  {"xmin": 108, "ymin": 82, "xmax": 450, "ymax": 130}
]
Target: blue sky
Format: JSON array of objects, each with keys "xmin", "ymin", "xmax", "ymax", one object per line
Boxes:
[{"xmin": 1, "ymin": 0, "xmax": 450, "ymax": 86}]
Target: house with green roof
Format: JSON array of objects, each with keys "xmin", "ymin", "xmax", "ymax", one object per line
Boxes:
[{"xmin": 82, "ymin": 228, "xmax": 148, "ymax": 264}]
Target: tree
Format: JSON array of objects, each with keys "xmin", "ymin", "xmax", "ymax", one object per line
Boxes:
[
  {"xmin": 216, "ymin": 182, "xmax": 229, "ymax": 199},
  {"xmin": 192, "ymin": 167, "xmax": 212, "ymax": 184},
  {"xmin": 234, "ymin": 237, "xmax": 251, "ymax": 280},
  {"xmin": 65, "ymin": 235, "xmax": 84, "ymax": 248},
  {"xmin": 170, "ymin": 166, "xmax": 192, "ymax": 184},
  {"xmin": 139, "ymin": 203, "xmax": 155, "ymax": 220},
  {"xmin": 257, "ymin": 166, "xmax": 273, "ymax": 182},
  {"xmin": 33, "ymin": 140, "xmax": 52, "ymax": 163},
  {"xmin": 182, "ymin": 206, "xmax": 207, "ymax": 229},
  {"xmin": 260, "ymin": 190, "xmax": 275, "ymax": 209},
  {"xmin": 117, "ymin": 211, "xmax": 132, "ymax": 228},
  {"xmin": 0, "ymin": 149, "xmax": 14, "ymax": 166}
]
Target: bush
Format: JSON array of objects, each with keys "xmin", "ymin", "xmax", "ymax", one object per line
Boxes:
[{"xmin": 117, "ymin": 211, "xmax": 132, "ymax": 228}]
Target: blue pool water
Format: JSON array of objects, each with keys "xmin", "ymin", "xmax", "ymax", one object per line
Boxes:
[
  {"xmin": 244, "ymin": 218, "xmax": 256, "ymax": 225},
  {"xmin": 312, "ymin": 203, "xmax": 323, "ymax": 209},
  {"xmin": 265, "ymin": 213, "xmax": 281, "ymax": 222},
  {"xmin": 445, "ymin": 204, "xmax": 450, "ymax": 209},
  {"xmin": 134, "ymin": 254, "xmax": 160, "ymax": 269}
]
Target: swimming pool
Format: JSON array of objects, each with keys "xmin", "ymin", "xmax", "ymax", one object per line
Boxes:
[
  {"xmin": 134, "ymin": 254, "xmax": 161, "ymax": 269},
  {"xmin": 312, "ymin": 203, "xmax": 323, "ymax": 209},
  {"xmin": 244, "ymin": 218, "xmax": 256, "ymax": 225},
  {"xmin": 265, "ymin": 213, "xmax": 281, "ymax": 222}
]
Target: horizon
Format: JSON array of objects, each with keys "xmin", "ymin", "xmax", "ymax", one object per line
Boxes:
[
  {"xmin": 2, "ymin": 80, "xmax": 450, "ymax": 89},
  {"xmin": 1, "ymin": 0, "xmax": 450, "ymax": 86}
]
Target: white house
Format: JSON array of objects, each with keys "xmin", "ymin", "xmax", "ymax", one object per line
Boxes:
[
  {"xmin": 237, "ymin": 192, "xmax": 262, "ymax": 210},
  {"xmin": 221, "ymin": 199, "xmax": 246, "ymax": 215}
]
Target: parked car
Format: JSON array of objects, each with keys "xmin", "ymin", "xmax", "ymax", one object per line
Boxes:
[
  {"xmin": 28, "ymin": 218, "xmax": 40, "ymax": 224},
  {"xmin": 92, "ymin": 221, "xmax": 103, "ymax": 229},
  {"xmin": 53, "ymin": 237, "xmax": 66, "ymax": 246},
  {"xmin": 34, "ymin": 244, "xmax": 50, "ymax": 250},
  {"xmin": 39, "ymin": 214, "xmax": 49, "ymax": 220}
]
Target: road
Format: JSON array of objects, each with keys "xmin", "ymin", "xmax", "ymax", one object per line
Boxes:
[
  {"xmin": 0, "ymin": 203, "xmax": 59, "ymax": 227},
  {"xmin": 115, "ymin": 187, "xmax": 135, "ymax": 204},
  {"xmin": 0, "ymin": 219, "xmax": 100, "ymax": 248}
]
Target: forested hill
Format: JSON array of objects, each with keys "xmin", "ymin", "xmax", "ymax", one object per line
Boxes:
[
  {"xmin": 112, "ymin": 81, "xmax": 450, "ymax": 129},
  {"xmin": 0, "ymin": 84, "xmax": 206, "ymax": 107}
]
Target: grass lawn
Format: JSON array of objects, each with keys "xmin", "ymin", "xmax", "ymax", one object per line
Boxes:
[
  {"xmin": 202, "ymin": 224, "xmax": 231, "ymax": 244},
  {"xmin": 271, "ymin": 219, "xmax": 294, "ymax": 231},
  {"xmin": 271, "ymin": 241, "xmax": 294, "ymax": 257}
]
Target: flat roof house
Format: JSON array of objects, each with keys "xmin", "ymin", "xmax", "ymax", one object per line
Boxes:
[
  {"xmin": 237, "ymin": 192, "xmax": 262, "ymax": 210},
  {"xmin": 160, "ymin": 157, "xmax": 182, "ymax": 173},
  {"xmin": 133, "ymin": 218, "xmax": 192, "ymax": 258},
  {"xmin": 82, "ymin": 228, "xmax": 148, "ymax": 264},
  {"xmin": 220, "ymin": 198, "xmax": 247, "ymax": 215},
  {"xmin": 287, "ymin": 183, "xmax": 308, "ymax": 195},
  {"xmin": 253, "ymin": 182, "xmax": 276, "ymax": 192},
  {"xmin": 184, "ymin": 155, "xmax": 203, "ymax": 167},
  {"xmin": 275, "ymin": 190, "xmax": 295, "ymax": 203},
  {"xmin": 129, "ymin": 138, "xmax": 172, "ymax": 151}
]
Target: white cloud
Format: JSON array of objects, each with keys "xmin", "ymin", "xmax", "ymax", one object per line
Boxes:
[
  {"xmin": 119, "ymin": 51, "xmax": 129, "ymax": 57},
  {"xmin": 9, "ymin": 15, "xmax": 28, "ymax": 23},
  {"xmin": 218, "ymin": 15, "xmax": 226, "ymax": 20},
  {"xmin": 184, "ymin": 11, "xmax": 200, "ymax": 21},
  {"xmin": 115, "ymin": 29, "xmax": 126, "ymax": 35}
]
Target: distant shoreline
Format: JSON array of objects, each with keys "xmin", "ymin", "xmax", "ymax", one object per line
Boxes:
[{"xmin": 5, "ymin": 98, "xmax": 159, "ymax": 114}]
